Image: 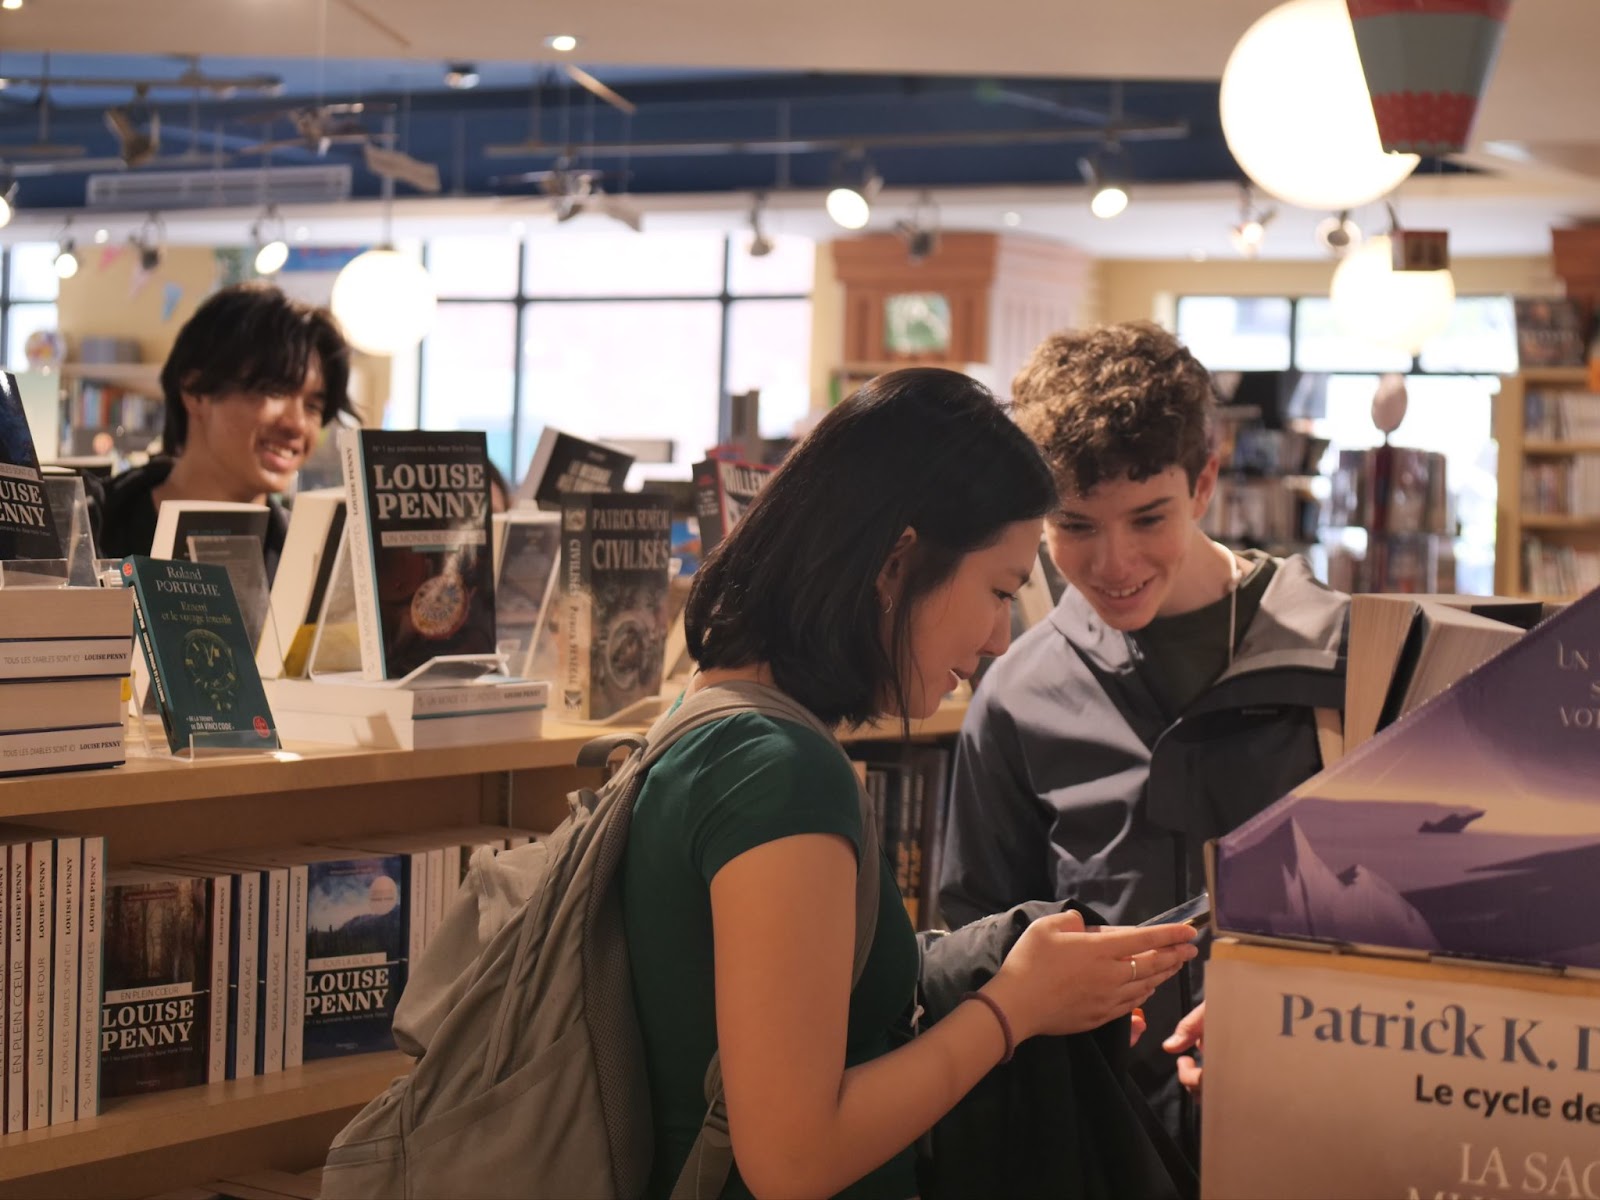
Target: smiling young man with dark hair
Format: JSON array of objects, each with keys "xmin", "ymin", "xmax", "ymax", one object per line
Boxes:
[
  {"xmin": 937, "ymin": 321, "xmax": 1349, "ymax": 1149},
  {"xmin": 94, "ymin": 283, "xmax": 352, "ymax": 580}
]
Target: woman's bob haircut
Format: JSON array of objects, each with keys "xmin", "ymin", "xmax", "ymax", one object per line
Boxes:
[{"xmin": 685, "ymin": 367, "xmax": 1056, "ymax": 728}]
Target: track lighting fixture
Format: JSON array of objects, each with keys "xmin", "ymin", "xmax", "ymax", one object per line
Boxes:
[
  {"xmin": 131, "ymin": 213, "xmax": 165, "ymax": 272},
  {"xmin": 444, "ymin": 63, "xmax": 480, "ymax": 90},
  {"xmin": 252, "ymin": 204, "xmax": 290, "ymax": 275},
  {"xmin": 1229, "ymin": 183, "xmax": 1278, "ymax": 258},
  {"xmin": 1078, "ymin": 146, "xmax": 1130, "ymax": 220},
  {"xmin": 1315, "ymin": 211, "xmax": 1363, "ymax": 256},
  {"xmin": 747, "ymin": 193, "xmax": 774, "ymax": 258},
  {"xmin": 825, "ymin": 151, "xmax": 881, "ymax": 231},
  {"xmin": 893, "ymin": 192, "xmax": 941, "ymax": 264},
  {"xmin": 54, "ymin": 222, "xmax": 79, "ymax": 279}
]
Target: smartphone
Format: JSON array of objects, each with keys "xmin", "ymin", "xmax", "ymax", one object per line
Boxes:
[{"xmin": 1139, "ymin": 892, "xmax": 1211, "ymax": 931}]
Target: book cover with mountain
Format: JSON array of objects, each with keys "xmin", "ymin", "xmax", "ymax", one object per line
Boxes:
[
  {"xmin": 693, "ymin": 456, "xmax": 776, "ymax": 554},
  {"xmin": 1213, "ymin": 586, "xmax": 1600, "ymax": 972},
  {"xmin": 100, "ymin": 870, "xmax": 220, "ymax": 1098},
  {"xmin": 517, "ymin": 428, "xmax": 634, "ymax": 512},
  {"xmin": 559, "ymin": 492, "xmax": 673, "ymax": 720},
  {"xmin": 301, "ymin": 852, "xmax": 406, "ymax": 1060},
  {"xmin": 339, "ymin": 429, "xmax": 496, "ymax": 680},
  {"xmin": 121, "ymin": 555, "xmax": 281, "ymax": 754},
  {"xmin": 0, "ymin": 371, "xmax": 61, "ymax": 563}
]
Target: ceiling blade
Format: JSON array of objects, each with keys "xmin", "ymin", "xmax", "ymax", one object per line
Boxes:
[{"xmin": 562, "ymin": 65, "xmax": 637, "ymax": 116}]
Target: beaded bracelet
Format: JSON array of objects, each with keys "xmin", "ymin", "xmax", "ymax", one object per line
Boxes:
[{"xmin": 963, "ymin": 990, "xmax": 1015, "ymax": 1064}]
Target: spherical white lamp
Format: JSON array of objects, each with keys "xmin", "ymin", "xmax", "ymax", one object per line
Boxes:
[
  {"xmin": 1330, "ymin": 234, "xmax": 1456, "ymax": 355},
  {"xmin": 1220, "ymin": 0, "xmax": 1420, "ymax": 211},
  {"xmin": 331, "ymin": 248, "xmax": 437, "ymax": 356}
]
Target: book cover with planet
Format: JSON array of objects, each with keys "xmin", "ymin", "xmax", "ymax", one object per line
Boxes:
[
  {"xmin": 338, "ymin": 429, "xmax": 497, "ymax": 680},
  {"xmin": 299, "ymin": 850, "xmax": 408, "ymax": 1060},
  {"xmin": 1214, "ymin": 587, "xmax": 1600, "ymax": 972}
]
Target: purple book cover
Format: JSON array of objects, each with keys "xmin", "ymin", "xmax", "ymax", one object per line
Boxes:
[{"xmin": 1214, "ymin": 587, "xmax": 1600, "ymax": 971}]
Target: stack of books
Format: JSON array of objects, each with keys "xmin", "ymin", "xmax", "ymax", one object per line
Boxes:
[
  {"xmin": 1, "ymin": 825, "xmax": 107, "ymax": 1129},
  {"xmin": 264, "ymin": 674, "xmax": 550, "ymax": 750},
  {"xmin": 0, "ymin": 587, "xmax": 133, "ymax": 777}
]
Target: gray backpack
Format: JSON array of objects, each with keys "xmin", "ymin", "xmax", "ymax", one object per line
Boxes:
[{"xmin": 321, "ymin": 681, "xmax": 880, "ymax": 1200}]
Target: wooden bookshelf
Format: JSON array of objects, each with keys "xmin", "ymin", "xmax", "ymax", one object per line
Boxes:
[
  {"xmin": 0, "ymin": 697, "xmax": 967, "ymax": 1198},
  {"xmin": 1495, "ymin": 369, "xmax": 1600, "ymax": 597}
]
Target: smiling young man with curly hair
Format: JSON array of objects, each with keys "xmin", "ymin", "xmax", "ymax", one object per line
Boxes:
[{"xmin": 937, "ymin": 321, "xmax": 1350, "ymax": 1154}]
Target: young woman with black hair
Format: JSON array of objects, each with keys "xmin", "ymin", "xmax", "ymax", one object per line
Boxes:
[
  {"xmin": 622, "ymin": 367, "xmax": 1199, "ymax": 1200},
  {"xmin": 94, "ymin": 283, "xmax": 352, "ymax": 580}
]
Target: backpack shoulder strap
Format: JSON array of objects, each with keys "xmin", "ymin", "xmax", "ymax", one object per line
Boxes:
[{"xmin": 663, "ymin": 680, "xmax": 883, "ymax": 1200}]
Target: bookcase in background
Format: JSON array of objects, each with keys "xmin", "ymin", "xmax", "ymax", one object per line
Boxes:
[
  {"xmin": 0, "ymin": 702, "xmax": 966, "ymax": 1199},
  {"xmin": 1495, "ymin": 365, "xmax": 1600, "ymax": 599}
]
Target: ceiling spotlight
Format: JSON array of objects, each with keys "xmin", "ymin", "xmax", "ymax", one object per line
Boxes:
[
  {"xmin": 893, "ymin": 191, "xmax": 941, "ymax": 264},
  {"xmin": 0, "ymin": 1, "xmax": 22, "ymax": 12},
  {"xmin": 252, "ymin": 204, "xmax": 290, "ymax": 275},
  {"xmin": 93, "ymin": 228, "xmax": 109, "ymax": 244},
  {"xmin": 0, "ymin": 182, "xmax": 15, "ymax": 230},
  {"xmin": 444, "ymin": 63, "xmax": 480, "ymax": 90},
  {"xmin": 1229, "ymin": 183, "xmax": 1278, "ymax": 258},
  {"xmin": 54, "ymin": 242, "xmax": 79, "ymax": 280},
  {"xmin": 1002, "ymin": 211, "xmax": 1022, "ymax": 228},
  {"xmin": 825, "ymin": 152, "xmax": 881, "ymax": 231},
  {"xmin": 131, "ymin": 213, "xmax": 165, "ymax": 272},
  {"xmin": 1315, "ymin": 210, "xmax": 1364, "ymax": 256},
  {"xmin": 545, "ymin": 34, "xmax": 579, "ymax": 53},
  {"xmin": 747, "ymin": 192, "xmax": 775, "ymax": 258},
  {"xmin": 1079, "ymin": 148, "xmax": 1130, "ymax": 220}
]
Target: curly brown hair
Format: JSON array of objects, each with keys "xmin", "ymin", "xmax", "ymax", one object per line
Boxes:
[{"xmin": 1011, "ymin": 321, "xmax": 1215, "ymax": 496}]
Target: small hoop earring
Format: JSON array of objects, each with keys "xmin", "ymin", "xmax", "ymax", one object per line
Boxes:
[{"xmin": 883, "ymin": 596, "xmax": 894, "ymax": 615}]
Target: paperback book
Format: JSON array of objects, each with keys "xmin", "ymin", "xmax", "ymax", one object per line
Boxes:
[
  {"xmin": 151, "ymin": 500, "xmax": 270, "ymax": 562},
  {"xmin": 517, "ymin": 427, "xmax": 634, "ymax": 511},
  {"xmin": 1213, "ymin": 585, "xmax": 1600, "ymax": 972},
  {"xmin": 492, "ymin": 510, "xmax": 561, "ymax": 681},
  {"xmin": 692, "ymin": 456, "xmax": 776, "ymax": 554},
  {"xmin": 121, "ymin": 555, "xmax": 281, "ymax": 755},
  {"xmin": 0, "ymin": 370, "xmax": 62, "ymax": 564},
  {"xmin": 338, "ymin": 429, "xmax": 496, "ymax": 680},
  {"xmin": 100, "ymin": 869, "xmax": 224, "ymax": 1098},
  {"xmin": 258, "ymin": 490, "xmax": 348, "ymax": 679},
  {"xmin": 300, "ymin": 849, "xmax": 408, "ymax": 1059},
  {"xmin": 559, "ymin": 492, "xmax": 673, "ymax": 720}
]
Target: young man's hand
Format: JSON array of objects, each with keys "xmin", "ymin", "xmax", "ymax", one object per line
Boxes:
[{"xmin": 1163, "ymin": 1002, "xmax": 1205, "ymax": 1098}]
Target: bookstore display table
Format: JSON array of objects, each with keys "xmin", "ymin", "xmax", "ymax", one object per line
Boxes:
[{"xmin": 0, "ymin": 702, "xmax": 965, "ymax": 1199}]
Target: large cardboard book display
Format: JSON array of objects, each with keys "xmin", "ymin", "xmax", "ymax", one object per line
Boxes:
[{"xmin": 1203, "ymin": 587, "xmax": 1600, "ymax": 1199}]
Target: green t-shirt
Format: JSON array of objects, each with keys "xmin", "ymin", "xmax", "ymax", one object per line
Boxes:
[
  {"xmin": 1127, "ymin": 551, "xmax": 1276, "ymax": 720},
  {"xmin": 622, "ymin": 712, "xmax": 920, "ymax": 1200}
]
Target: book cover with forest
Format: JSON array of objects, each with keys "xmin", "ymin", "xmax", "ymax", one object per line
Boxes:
[
  {"xmin": 302, "ymin": 853, "xmax": 406, "ymax": 1060},
  {"xmin": 99, "ymin": 871, "xmax": 218, "ymax": 1098},
  {"xmin": 559, "ymin": 492, "xmax": 673, "ymax": 720},
  {"xmin": 1214, "ymin": 587, "xmax": 1600, "ymax": 972},
  {"xmin": 122, "ymin": 556, "xmax": 280, "ymax": 754},
  {"xmin": 339, "ymin": 430, "xmax": 496, "ymax": 680}
]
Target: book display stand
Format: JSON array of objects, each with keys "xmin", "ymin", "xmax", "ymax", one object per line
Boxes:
[
  {"xmin": 0, "ymin": 473, "xmax": 87, "ymax": 587},
  {"xmin": 188, "ymin": 534, "xmax": 272, "ymax": 653},
  {"xmin": 305, "ymin": 523, "xmax": 507, "ymax": 685},
  {"xmin": 120, "ymin": 557, "xmax": 290, "ymax": 764}
]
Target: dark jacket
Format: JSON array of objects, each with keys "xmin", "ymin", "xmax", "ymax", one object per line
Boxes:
[
  {"xmin": 916, "ymin": 901, "xmax": 1197, "ymax": 1200},
  {"xmin": 938, "ymin": 555, "xmax": 1348, "ymax": 1141},
  {"xmin": 89, "ymin": 458, "xmax": 291, "ymax": 581}
]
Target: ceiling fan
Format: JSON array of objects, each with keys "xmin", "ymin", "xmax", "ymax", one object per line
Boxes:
[{"xmin": 492, "ymin": 160, "xmax": 642, "ymax": 231}]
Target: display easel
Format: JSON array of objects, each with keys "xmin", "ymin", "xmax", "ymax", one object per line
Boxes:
[
  {"xmin": 303, "ymin": 521, "xmax": 507, "ymax": 686},
  {"xmin": 115, "ymin": 551, "xmax": 293, "ymax": 764}
]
